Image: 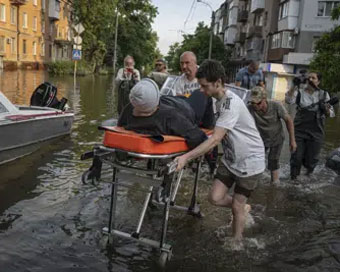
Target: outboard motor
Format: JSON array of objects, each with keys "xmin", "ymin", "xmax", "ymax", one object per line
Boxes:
[
  {"xmin": 30, "ymin": 82, "xmax": 68, "ymax": 111},
  {"xmin": 326, "ymin": 147, "xmax": 340, "ymax": 175}
]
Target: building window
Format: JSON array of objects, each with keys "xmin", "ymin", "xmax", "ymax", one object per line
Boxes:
[
  {"xmin": 49, "ymin": 44, "xmax": 52, "ymax": 57},
  {"xmin": 279, "ymin": 1, "xmax": 289, "ymax": 20},
  {"xmin": 10, "ymin": 6, "xmax": 16, "ymax": 25},
  {"xmin": 56, "ymin": 0, "xmax": 61, "ymax": 12},
  {"xmin": 23, "ymin": 39, "xmax": 27, "ymax": 54},
  {"xmin": 0, "ymin": 36, "xmax": 5, "ymax": 53},
  {"xmin": 23, "ymin": 13, "xmax": 28, "ymax": 28},
  {"xmin": 41, "ymin": 42, "xmax": 45, "ymax": 56},
  {"xmin": 0, "ymin": 4, "xmax": 6, "ymax": 22},
  {"xmin": 254, "ymin": 14, "xmax": 263, "ymax": 26},
  {"xmin": 271, "ymin": 33, "xmax": 282, "ymax": 49},
  {"xmin": 33, "ymin": 16, "xmax": 37, "ymax": 31},
  {"xmin": 311, "ymin": 36, "xmax": 320, "ymax": 52},
  {"xmin": 11, "ymin": 37, "xmax": 16, "ymax": 53},
  {"xmin": 33, "ymin": 0, "xmax": 38, "ymax": 6},
  {"xmin": 33, "ymin": 41, "xmax": 37, "ymax": 55},
  {"xmin": 42, "ymin": 0, "xmax": 45, "ymax": 10},
  {"xmin": 318, "ymin": 1, "xmax": 340, "ymax": 16},
  {"xmin": 42, "ymin": 18, "xmax": 45, "ymax": 33},
  {"xmin": 281, "ymin": 31, "xmax": 295, "ymax": 48},
  {"xmin": 50, "ymin": 23, "xmax": 54, "ymax": 35}
]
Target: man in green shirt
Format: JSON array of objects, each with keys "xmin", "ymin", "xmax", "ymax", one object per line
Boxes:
[{"xmin": 248, "ymin": 86, "xmax": 297, "ymax": 183}]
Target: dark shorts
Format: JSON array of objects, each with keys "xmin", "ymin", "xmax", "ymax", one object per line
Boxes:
[
  {"xmin": 214, "ymin": 164, "xmax": 262, "ymax": 198},
  {"xmin": 266, "ymin": 143, "xmax": 283, "ymax": 171}
]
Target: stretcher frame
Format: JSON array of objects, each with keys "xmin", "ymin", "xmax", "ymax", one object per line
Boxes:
[{"xmin": 81, "ymin": 144, "xmax": 204, "ymax": 265}]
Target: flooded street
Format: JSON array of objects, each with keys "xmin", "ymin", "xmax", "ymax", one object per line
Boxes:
[{"xmin": 1, "ymin": 70, "xmax": 340, "ymax": 272}]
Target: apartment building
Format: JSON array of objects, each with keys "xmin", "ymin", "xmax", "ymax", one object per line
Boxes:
[
  {"xmin": 268, "ymin": 0, "xmax": 340, "ymax": 66},
  {"xmin": 0, "ymin": 0, "xmax": 73, "ymax": 70},
  {"xmin": 214, "ymin": 0, "xmax": 340, "ymax": 69}
]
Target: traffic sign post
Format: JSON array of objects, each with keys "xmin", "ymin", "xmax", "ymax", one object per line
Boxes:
[
  {"xmin": 72, "ymin": 49, "xmax": 82, "ymax": 88},
  {"xmin": 72, "ymin": 49, "xmax": 82, "ymax": 60}
]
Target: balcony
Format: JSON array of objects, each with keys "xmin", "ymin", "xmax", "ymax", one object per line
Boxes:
[
  {"xmin": 10, "ymin": 0, "xmax": 27, "ymax": 5},
  {"xmin": 49, "ymin": 0, "xmax": 60, "ymax": 20},
  {"xmin": 235, "ymin": 32, "xmax": 246, "ymax": 43},
  {"xmin": 238, "ymin": 10, "xmax": 248, "ymax": 22},
  {"xmin": 247, "ymin": 25, "xmax": 262, "ymax": 38},
  {"xmin": 250, "ymin": 0, "xmax": 265, "ymax": 13}
]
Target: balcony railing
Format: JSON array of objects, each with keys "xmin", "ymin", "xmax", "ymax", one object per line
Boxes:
[
  {"xmin": 49, "ymin": 0, "xmax": 60, "ymax": 20},
  {"xmin": 236, "ymin": 32, "xmax": 246, "ymax": 43},
  {"xmin": 250, "ymin": 0, "xmax": 265, "ymax": 13},
  {"xmin": 10, "ymin": 0, "xmax": 27, "ymax": 6},
  {"xmin": 247, "ymin": 25, "xmax": 262, "ymax": 37},
  {"xmin": 237, "ymin": 10, "xmax": 248, "ymax": 22}
]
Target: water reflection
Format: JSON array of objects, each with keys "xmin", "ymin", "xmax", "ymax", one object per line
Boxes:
[{"xmin": 0, "ymin": 70, "xmax": 339, "ymax": 271}]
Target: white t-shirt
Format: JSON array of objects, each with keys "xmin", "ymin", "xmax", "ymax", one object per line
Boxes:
[
  {"xmin": 216, "ymin": 90, "xmax": 265, "ymax": 177},
  {"xmin": 173, "ymin": 74, "xmax": 200, "ymax": 96}
]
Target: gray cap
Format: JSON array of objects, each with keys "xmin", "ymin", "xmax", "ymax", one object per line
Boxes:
[{"xmin": 129, "ymin": 78, "xmax": 160, "ymax": 114}]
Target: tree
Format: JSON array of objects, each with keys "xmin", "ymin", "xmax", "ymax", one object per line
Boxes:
[
  {"xmin": 166, "ymin": 22, "xmax": 231, "ymax": 73},
  {"xmin": 310, "ymin": 6, "xmax": 340, "ymax": 94},
  {"xmin": 73, "ymin": 0, "xmax": 159, "ymax": 73}
]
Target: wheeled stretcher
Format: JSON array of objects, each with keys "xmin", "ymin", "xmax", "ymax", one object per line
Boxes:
[{"xmin": 81, "ymin": 126, "xmax": 211, "ymax": 265}]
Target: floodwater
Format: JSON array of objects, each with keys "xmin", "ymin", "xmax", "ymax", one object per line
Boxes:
[{"xmin": 1, "ymin": 70, "xmax": 340, "ymax": 272}]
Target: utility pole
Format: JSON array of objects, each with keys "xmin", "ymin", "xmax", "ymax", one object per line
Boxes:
[
  {"xmin": 197, "ymin": 0, "xmax": 214, "ymax": 59},
  {"xmin": 113, "ymin": 6, "xmax": 119, "ymax": 75}
]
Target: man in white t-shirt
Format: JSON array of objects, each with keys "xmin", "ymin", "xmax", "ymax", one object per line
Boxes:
[
  {"xmin": 173, "ymin": 51, "xmax": 200, "ymax": 97},
  {"xmin": 175, "ymin": 60, "xmax": 265, "ymax": 246}
]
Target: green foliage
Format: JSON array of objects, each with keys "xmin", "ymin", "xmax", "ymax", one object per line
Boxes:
[
  {"xmin": 47, "ymin": 60, "xmax": 73, "ymax": 75},
  {"xmin": 166, "ymin": 22, "xmax": 231, "ymax": 73},
  {"xmin": 73, "ymin": 0, "xmax": 159, "ymax": 73},
  {"xmin": 47, "ymin": 60, "xmax": 93, "ymax": 76},
  {"xmin": 310, "ymin": 6, "xmax": 340, "ymax": 94}
]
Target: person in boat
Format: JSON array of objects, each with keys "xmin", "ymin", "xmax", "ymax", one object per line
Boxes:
[
  {"xmin": 175, "ymin": 60, "xmax": 265, "ymax": 247},
  {"xmin": 148, "ymin": 58, "xmax": 169, "ymax": 89},
  {"xmin": 118, "ymin": 78, "xmax": 214, "ymax": 149},
  {"xmin": 285, "ymin": 72, "xmax": 335, "ymax": 180},
  {"xmin": 247, "ymin": 86, "xmax": 297, "ymax": 184}
]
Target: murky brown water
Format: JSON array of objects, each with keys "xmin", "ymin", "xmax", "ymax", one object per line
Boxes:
[{"xmin": 1, "ymin": 70, "xmax": 340, "ymax": 272}]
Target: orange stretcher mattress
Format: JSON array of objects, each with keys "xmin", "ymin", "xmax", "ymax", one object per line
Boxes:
[{"xmin": 101, "ymin": 126, "xmax": 212, "ymax": 155}]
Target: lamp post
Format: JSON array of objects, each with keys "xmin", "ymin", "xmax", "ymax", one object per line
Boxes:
[
  {"xmin": 197, "ymin": 0, "xmax": 214, "ymax": 59},
  {"xmin": 113, "ymin": 6, "xmax": 119, "ymax": 75}
]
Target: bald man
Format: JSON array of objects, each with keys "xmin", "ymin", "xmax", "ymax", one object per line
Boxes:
[{"xmin": 173, "ymin": 51, "xmax": 200, "ymax": 97}]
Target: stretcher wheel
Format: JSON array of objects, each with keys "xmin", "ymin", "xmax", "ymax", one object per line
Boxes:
[{"xmin": 158, "ymin": 251, "xmax": 171, "ymax": 267}]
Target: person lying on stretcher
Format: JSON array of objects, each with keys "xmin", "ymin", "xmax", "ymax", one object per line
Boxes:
[{"xmin": 118, "ymin": 78, "xmax": 215, "ymax": 149}]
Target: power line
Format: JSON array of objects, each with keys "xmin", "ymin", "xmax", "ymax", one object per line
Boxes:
[{"xmin": 184, "ymin": 0, "xmax": 196, "ymax": 29}]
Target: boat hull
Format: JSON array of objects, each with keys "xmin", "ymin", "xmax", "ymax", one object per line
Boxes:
[{"xmin": 0, "ymin": 114, "xmax": 73, "ymax": 165}]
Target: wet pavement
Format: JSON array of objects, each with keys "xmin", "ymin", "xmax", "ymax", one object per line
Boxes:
[{"xmin": 1, "ymin": 70, "xmax": 340, "ymax": 272}]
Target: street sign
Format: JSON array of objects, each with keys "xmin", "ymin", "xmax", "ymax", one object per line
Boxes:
[
  {"xmin": 73, "ymin": 23, "xmax": 85, "ymax": 35},
  {"xmin": 73, "ymin": 36, "xmax": 82, "ymax": 45},
  {"xmin": 72, "ymin": 49, "xmax": 82, "ymax": 60},
  {"xmin": 73, "ymin": 44, "xmax": 82, "ymax": 50}
]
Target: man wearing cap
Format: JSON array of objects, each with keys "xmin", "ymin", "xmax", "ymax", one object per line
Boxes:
[
  {"xmin": 148, "ymin": 58, "xmax": 169, "ymax": 89},
  {"xmin": 248, "ymin": 86, "xmax": 297, "ymax": 183},
  {"xmin": 118, "ymin": 78, "xmax": 210, "ymax": 149}
]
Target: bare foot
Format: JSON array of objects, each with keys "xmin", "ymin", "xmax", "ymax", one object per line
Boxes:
[
  {"xmin": 244, "ymin": 204, "xmax": 251, "ymax": 214},
  {"xmin": 230, "ymin": 237, "xmax": 244, "ymax": 251}
]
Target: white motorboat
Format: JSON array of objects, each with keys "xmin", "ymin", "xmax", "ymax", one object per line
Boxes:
[{"xmin": 0, "ymin": 83, "xmax": 74, "ymax": 165}]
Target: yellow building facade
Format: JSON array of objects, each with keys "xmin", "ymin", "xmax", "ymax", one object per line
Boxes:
[{"xmin": 0, "ymin": 0, "xmax": 72, "ymax": 70}]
